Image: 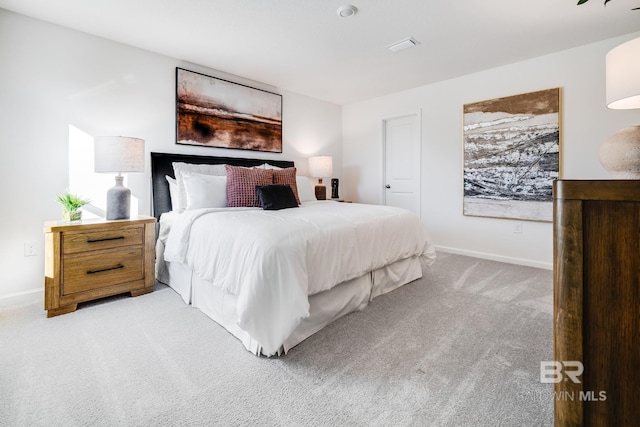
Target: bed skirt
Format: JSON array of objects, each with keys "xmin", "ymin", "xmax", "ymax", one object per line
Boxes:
[{"xmin": 156, "ymin": 241, "xmax": 423, "ymax": 356}]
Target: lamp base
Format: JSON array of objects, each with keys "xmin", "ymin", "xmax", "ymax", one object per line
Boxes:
[
  {"xmin": 598, "ymin": 125, "xmax": 640, "ymax": 179},
  {"xmin": 315, "ymin": 185, "xmax": 327, "ymax": 200},
  {"xmin": 106, "ymin": 175, "xmax": 131, "ymax": 220}
]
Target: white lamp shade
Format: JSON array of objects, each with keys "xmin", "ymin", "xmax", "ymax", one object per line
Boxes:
[
  {"xmin": 606, "ymin": 37, "xmax": 640, "ymax": 110},
  {"xmin": 94, "ymin": 136, "xmax": 145, "ymax": 173},
  {"xmin": 308, "ymin": 156, "xmax": 333, "ymax": 178}
]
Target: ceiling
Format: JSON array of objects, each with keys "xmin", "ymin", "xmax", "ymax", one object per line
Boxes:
[{"xmin": 1, "ymin": 0, "xmax": 639, "ymax": 105}]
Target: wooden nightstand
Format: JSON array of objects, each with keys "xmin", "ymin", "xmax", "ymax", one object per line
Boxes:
[{"xmin": 43, "ymin": 215, "xmax": 156, "ymax": 317}]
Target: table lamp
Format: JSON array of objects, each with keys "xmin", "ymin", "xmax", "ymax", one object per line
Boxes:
[
  {"xmin": 309, "ymin": 156, "xmax": 333, "ymax": 200},
  {"xmin": 598, "ymin": 37, "xmax": 640, "ymax": 179},
  {"xmin": 94, "ymin": 136, "xmax": 145, "ymax": 220}
]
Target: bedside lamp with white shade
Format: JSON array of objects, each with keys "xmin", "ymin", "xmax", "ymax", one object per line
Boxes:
[
  {"xmin": 308, "ymin": 155, "xmax": 333, "ymax": 200},
  {"xmin": 94, "ymin": 136, "xmax": 145, "ymax": 220},
  {"xmin": 598, "ymin": 36, "xmax": 640, "ymax": 179}
]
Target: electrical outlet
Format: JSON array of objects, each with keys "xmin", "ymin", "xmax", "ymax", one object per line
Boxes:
[
  {"xmin": 513, "ymin": 222, "xmax": 523, "ymax": 234},
  {"xmin": 24, "ymin": 241, "xmax": 38, "ymax": 257}
]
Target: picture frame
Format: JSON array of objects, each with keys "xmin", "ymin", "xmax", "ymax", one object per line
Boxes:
[
  {"xmin": 176, "ymin": 68, "xmax": 283, "ymax": 153},
  {"xmin": 462, "ymin": 88, "xmax": 561, "ymax": 222}
]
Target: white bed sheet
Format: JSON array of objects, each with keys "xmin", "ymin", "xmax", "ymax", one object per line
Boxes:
[{"xmin": 162, "ymin": 201, "xmax": 436, "ymax": 355}]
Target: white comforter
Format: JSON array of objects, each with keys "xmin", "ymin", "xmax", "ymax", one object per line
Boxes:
[{"xmin": 164, "ymin": 201, "xmax": 435, "ymax": 355}]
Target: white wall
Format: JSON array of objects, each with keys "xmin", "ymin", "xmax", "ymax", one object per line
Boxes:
[
  {"xmin": 1, "ymin": 7, "xmax": 637, "ymax": 302},
  {"xmin": 343, "ymin": 31, "xmax": 640, "ymax": 269},
  {"xmin": 0, "ymin": 9, "xmax": 342, "ymax": 300}
]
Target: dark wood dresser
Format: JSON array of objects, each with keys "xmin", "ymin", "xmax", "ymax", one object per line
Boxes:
[{"xmin": 553, "ymin": 180, "xmax": 640, "ymax": 426}]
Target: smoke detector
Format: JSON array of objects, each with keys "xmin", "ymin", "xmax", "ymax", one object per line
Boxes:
[{"xmin": 337, "ymin": 5, "xmax": 358, "ymax": 18}]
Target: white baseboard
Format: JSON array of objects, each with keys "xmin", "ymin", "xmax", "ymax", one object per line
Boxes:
[
  {"xmin": 435, "ymin": 245, "xmax": 553, "ymax": 271},
  {"xmin": 0, "ymin": 288, "xmax": 43, "ymax": 308}
]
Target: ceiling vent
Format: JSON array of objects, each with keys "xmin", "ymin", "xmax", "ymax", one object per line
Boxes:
[{"xmin": 387, "ymin": 37, "xmax": 420, "ymax": 53}]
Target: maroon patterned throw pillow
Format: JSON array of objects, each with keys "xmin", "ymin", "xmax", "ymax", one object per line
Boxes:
[
  {"xmin": 225, "ymin": 165, "xmax": 274, "ymax": 207},
  {"xmin": 272, "ymin": 167, "xmax": 300, "ymax": 204}
]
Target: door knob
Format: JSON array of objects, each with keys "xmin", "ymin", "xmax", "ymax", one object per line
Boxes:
[{"xmin": 385, "ymin": 185, "xmax": 391, "ymax": 189}]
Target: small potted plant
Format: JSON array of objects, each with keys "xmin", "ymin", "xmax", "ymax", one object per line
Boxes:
[{"xmin": 57, "ymin": 191, "xmax": 90, "ymax": 222}]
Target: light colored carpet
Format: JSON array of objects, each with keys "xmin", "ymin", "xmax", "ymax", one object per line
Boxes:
[{"xmin": 0, "ymin": 252, "xmax": 554, "ymax": 426}]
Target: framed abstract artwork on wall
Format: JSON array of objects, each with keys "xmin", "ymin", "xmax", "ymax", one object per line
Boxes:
[
  {"xmin": 176, "ymin": 68, "xmax": 282, "ymax": 153},
  {"xmin": 463, "ymin": 88, "xmax": 561, "ymax": 222}
]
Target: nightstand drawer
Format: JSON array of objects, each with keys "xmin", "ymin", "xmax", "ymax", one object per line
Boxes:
[
  {"xmin": 62, "ymin": 247, "xmax": 144, "ymax": 295},
  {"xmin": 63, "ymin": 227, "xmax": 143, "ymax": 254}
]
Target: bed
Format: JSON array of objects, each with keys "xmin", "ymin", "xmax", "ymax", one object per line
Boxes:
[{"xmin": 152, "ymin": 152, "xmax": 436, "ymax": 356}]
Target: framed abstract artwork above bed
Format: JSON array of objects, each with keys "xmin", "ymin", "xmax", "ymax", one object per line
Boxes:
[
  {"xmin": 462, "ymin": 87, "xmax": 561, "ymax": 222},
  {"xmin": 176, "ymin": 68, "xmax": 283, "ymax": 153}
]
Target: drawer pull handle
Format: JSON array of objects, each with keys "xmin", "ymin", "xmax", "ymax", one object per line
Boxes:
[
  {"xmin": 87, "ymin": 264, "xmax": 124, "ymax": 275},
  {"xmin": 86, "ymin": 236, "xmax": 125, "ymax": 243}
]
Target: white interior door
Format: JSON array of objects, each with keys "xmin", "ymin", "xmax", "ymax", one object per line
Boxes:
[{"xmin": 383, "ymin": 112, "xmax": 421, "ymax": 217}]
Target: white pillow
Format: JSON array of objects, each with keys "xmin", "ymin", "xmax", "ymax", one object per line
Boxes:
[
  {"xmin": 165, "ymin": 175, "xmax": 179, "ymax": 211},
  {"xmin": 296, "ymin": 176, "xmax": 316, "ymax": 202},
  {"xmin": 259, "ymin": 163, "xmax": 283, "ymax": 170},
  {"xmin": 182, "ymin": 172, "xmax": 228, "ymax": 210},
  {"xmin": 172, "ymin": 162, "xmax": 227, "ymax": 212}
]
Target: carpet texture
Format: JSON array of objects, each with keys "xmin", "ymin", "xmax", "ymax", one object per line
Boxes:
[{"xmin": 0, "ymin": 252, "xmax": 554, "ymax": 426}]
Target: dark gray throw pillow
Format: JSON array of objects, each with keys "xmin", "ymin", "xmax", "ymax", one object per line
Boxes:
[{"xmin": 256, "ymin": 184, "xmax": 299, "ymax": 210}]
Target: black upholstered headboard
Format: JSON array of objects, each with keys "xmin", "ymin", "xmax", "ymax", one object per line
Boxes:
[{"xmin": 151, "ymin": 152, "xmax": 295, "ymax": 219}]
